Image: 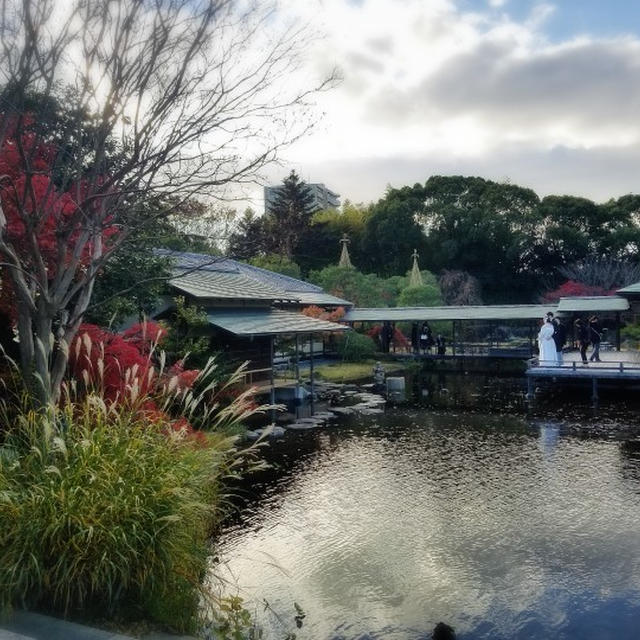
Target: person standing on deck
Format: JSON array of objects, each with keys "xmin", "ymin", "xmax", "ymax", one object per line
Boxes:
[
  {"xmin": 411, "ymin": 322, "xmax": 420, "ymax": 354},
  {"xmin": 538, "ymin": 317, "xmax": 557, "ymax": 366},
  {"xmin": 420, "ymin": 321, "xmax": 434, "ymax": 354},
  {"xmin": 380, "ymin": 321, "xmax": 393, "ymax": 353},
  {"xmin": 589, "ymin": 315, "xmax": 602, "ymax": 362},
  {"xmin": 553, "ymin": 317, "xmax": 567, "ymax": 364},
  {"xmin": 575, "ymin": 318, "xmax": 589, "ymax": 364}
]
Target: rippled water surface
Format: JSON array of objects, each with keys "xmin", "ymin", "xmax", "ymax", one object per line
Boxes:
[{"xmin": 215, "ymin": 408, "xmax": 640, "ymax": 639}]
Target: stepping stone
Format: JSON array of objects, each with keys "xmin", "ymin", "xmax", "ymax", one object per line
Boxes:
[
  {"xmin": 285, "ymin": 422, "xmax": 317, "ymax": 430},
  {"xmin": 331, "ymin": 407, "xmax": 355, "ymax": 416}
]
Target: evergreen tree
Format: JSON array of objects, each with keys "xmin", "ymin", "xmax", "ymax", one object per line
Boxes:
[
  {"xmin": 267, "ymin": 170, "xmax": 316, "ymax": 259},
  {"xmin": 227, "ymin": 208, "xmax": 266, "ymax": 259}
]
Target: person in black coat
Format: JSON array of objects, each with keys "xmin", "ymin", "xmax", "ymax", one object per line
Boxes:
[
  {"xmin": 380, "ymin": 321, "xmax": 393, "ymax": 354},
  {"xmin": 574, "ymin": 318, "xmax": 589, "ymax": 364},
  {"xmin": 420, "ymin": 321, "xmax": 434, "ymax": 354},
  {"xmin": 411, "ymin": 322, "xmax": 420, "ymax": 354},
  {"xmin": 552, "ymin": 318, "xmax": 567, "ymax": 364},
  {"xmin": 436, "ymin": 334, "xmax": 446, "ymax": 357},
  {"xmin": 589, "ymin": 315, "xmax": 602, "ymax": 362}
]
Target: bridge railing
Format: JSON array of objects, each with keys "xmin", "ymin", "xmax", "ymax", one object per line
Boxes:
[{"xmin": 529, "ymin": 357, "xmax": 640, "ymax": 372}]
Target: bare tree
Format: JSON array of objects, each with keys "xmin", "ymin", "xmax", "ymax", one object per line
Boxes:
[
  {"xmin": 438, "ymin": 270, "xmax": 483, "ymax": 306},
  {"xmin": 0, "ymin": 0, "xmax": 336, "ymax": 405}
]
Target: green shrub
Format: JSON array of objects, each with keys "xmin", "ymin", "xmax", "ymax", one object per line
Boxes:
[
  {"xmin": 621, "ymin": 322, "xmax": 640, "ymax": 345},
  {"xmin": 397, "ymin": 283, "xmax": 442, "ymax": 307},
  {"xmin": 0, "ymin": 398, "xmax": 240, "ymax": 632},
  {"xmin": 336, "ymin": 331, "xmax": 377, "ymax": 361}
]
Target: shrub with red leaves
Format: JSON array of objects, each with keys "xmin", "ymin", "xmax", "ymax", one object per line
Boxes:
[
  {"xmin": 392, "ymin": 328, "xmax": 410, "ymax": 350},
  {"xmin": 69, "ymin": 324, "xmax": 153, "ymax": 401},
  {"xmin": 301, "ymin": 305, "xmax": 345, "ymax": 322},
  {"xmin": 121, "ymin": 321, "xmax": 167, "ymax": 356},
  {"xmin": 541, "ymin": 280, "xmax": 615, "ymax": 303}
]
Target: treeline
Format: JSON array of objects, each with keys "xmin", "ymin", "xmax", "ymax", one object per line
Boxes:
[{"xmin": 228, "ymin": 173, "xmax": 640, "ymax": 304}]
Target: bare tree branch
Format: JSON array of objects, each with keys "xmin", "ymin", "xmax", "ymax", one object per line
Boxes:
[{"xmin": 0, "ymin": 0, "xmax": 337, "ymax": 404}]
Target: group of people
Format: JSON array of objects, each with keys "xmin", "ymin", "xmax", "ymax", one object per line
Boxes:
[
  {"xmin": 411, "ymin": 321, "xmax": 446, "ymax": 356},
  {"xmin": 537, "ymin": 311, "xmax": 602, "ymax": 366},
  {"xmin": 575, "ymin": 315, "xmax": 603, "ymax": 363}
]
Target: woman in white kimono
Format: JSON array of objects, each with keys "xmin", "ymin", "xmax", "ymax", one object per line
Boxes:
[{"xmin": 538, "ymin": 317, "xmax": 557, "ymax": 366}]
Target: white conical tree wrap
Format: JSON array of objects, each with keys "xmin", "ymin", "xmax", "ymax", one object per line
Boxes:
[
  {"xmin": 339, "ymin": 234, "xmax": 354, "ymax": 269},
  {"xmin": 409, "ymin": 249, "xmax": 423, "ymax": 287}
]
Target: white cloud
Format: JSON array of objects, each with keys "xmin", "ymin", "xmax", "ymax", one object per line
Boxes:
[{"xmin": 251, "ymin": 0, "xmax": 640, "ymax": 207}]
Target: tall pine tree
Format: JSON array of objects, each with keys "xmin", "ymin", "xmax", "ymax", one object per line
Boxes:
[
  {"xmin": 227, "ymin": 208, "xmax": 266, "ymax": 259},
  {"xmin": 267, "ymin": 170, "xmax": 315, "ymax": 259}
]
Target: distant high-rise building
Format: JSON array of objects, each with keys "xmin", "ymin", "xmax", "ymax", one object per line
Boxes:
[{"xmin": 264, "ymin": 182, "xmax": 340, "ymax": 214}]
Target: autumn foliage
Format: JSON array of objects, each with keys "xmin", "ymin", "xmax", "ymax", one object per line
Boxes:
[
  {"xmin": 541, "ymin": 280, "xmax": 615, "ymax": 304},
  {"xmin": 367, "ymin": 325, "xmax": 410, "ymax": 350},
  {"xmin": 301, "ymin": 305, "xmax": 345, "ymax": 322},
  {"xmin": 67, "ymin": 321, "xmax": 210, "ymax": 442},
  {"xmin": 0, "ymin": 115, "xmax": 116, "ymax": 319}
]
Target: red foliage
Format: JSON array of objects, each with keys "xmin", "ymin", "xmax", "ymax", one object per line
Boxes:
[
  {"xmin": 301, "ymin": 305, "xmax": 345, "ymax": 322},
  {"xmin": 69, "ymin": 324, "xmax": 152, "ymax": 401},
  {"xmin": 366, "ymin": 325, "xmax": 409, "ymax": 349},
  {"xmin": 166, "ymin": 359, "xmax": 200, "ymax": 391},
  {"xmin": 541, "ymin": 280, "xmax": 616, "ymax": 303},
  {"xmin": 69, "ymin": 325, "xmax": 208, "ymax": 446},
  {"xmin": 392, "ymin": 327, "xmax": 410, "ymax": 349},
  {"xmin": 121, "ymin": 321, "xmax": 167, "ymax": 355},
  {"xmin": 0, "ymin": 115, "xmax": 116, "ymax": 319}
]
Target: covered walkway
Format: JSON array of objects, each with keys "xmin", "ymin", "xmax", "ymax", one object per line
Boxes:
[{"xmin": 343, "ymin": 297, "xmax": 630, "ymax": 358}]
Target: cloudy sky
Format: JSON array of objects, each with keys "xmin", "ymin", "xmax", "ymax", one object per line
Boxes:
[{"xmin": 252, "ymin": 0, "xmax": 640, "ymax": 209}]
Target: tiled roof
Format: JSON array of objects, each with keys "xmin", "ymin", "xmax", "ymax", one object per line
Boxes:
[
  {"xmin": 170, "ymin": 271, "xmax": 285, "ymax": 301},
  {"xmin": 206, "ymin": 309, "xmax": 349, "ymax": 336},
  {"xmin": 233, "ymin": 262, "xmax": 323, "ymax": 293},
  {"xmin": 155, "ymin": 249, "xmax": 352, "ymax": 306},
  {"xmin": 293, "ymin": 291, "xmax": 353, "ymax": 307}
]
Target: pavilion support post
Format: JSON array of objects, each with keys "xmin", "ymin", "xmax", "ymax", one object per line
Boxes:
[
  {"xmin": 309, "ymin": 332, "xmax": 315, "ymax": 415},
  {"xmin": 270, "ymin": 336, "xmax": 276, "ymax": 424},
  {"xmin": 452, "ymin": 321, "xmax": 457, "ymax": 357},
  {"xmin": 295, "ymin": 334, "xmax": 300, "ymax": 416},
  {"xmin": 616, "ymin": 312, "xmax": 621, "ymax": 351}
]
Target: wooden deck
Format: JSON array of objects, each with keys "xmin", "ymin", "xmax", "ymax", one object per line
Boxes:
[
  {"xmin": 527, "ymin": 360, "xmax": 640, "ymax": 380},
  {"xmin": 526, "ymin": 353, "xmax": 640, "ymax": 405}
]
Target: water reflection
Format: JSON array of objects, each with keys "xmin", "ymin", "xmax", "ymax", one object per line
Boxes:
[{"xmin": 216, "ymin": 410, "xmax": 640, "ymax": 639}]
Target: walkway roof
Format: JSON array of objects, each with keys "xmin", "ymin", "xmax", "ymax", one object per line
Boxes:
[
  {"xmin": 343, "ymin": 304, "xmax": 556, "ymax": 323},
  {"xmin": 206, "ymin": 309, "xmax": 349, "ymax": 337},
  {"xmin": 617, "ymin": 281, "xmax": 640, "ymax": 297},
  {"xmin": 556, "ymin": 296, "xmax": 629, "ymax": 313}
]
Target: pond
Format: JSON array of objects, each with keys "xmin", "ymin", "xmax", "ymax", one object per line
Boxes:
[{"xmin": 214, "ymin": 376, "xmax": 640, "ymax": 639}]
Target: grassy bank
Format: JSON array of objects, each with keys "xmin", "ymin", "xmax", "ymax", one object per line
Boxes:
[{"xmin": 313, "ymin": 360, "xmax": 406, "ymax": 383}]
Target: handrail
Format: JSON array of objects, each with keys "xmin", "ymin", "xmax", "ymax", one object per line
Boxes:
[
  {"xmin": 241, "ymin": 367, "xmax": 272, "ymax": 385},
  {"xmin": 530, "ymin": 359, "xmax": 640, "ymax": 371}
]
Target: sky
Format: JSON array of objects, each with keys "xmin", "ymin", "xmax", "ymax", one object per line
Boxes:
[{"xmin": 250, "ymin": 0, "xmax": 640, "ymax": 210}]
